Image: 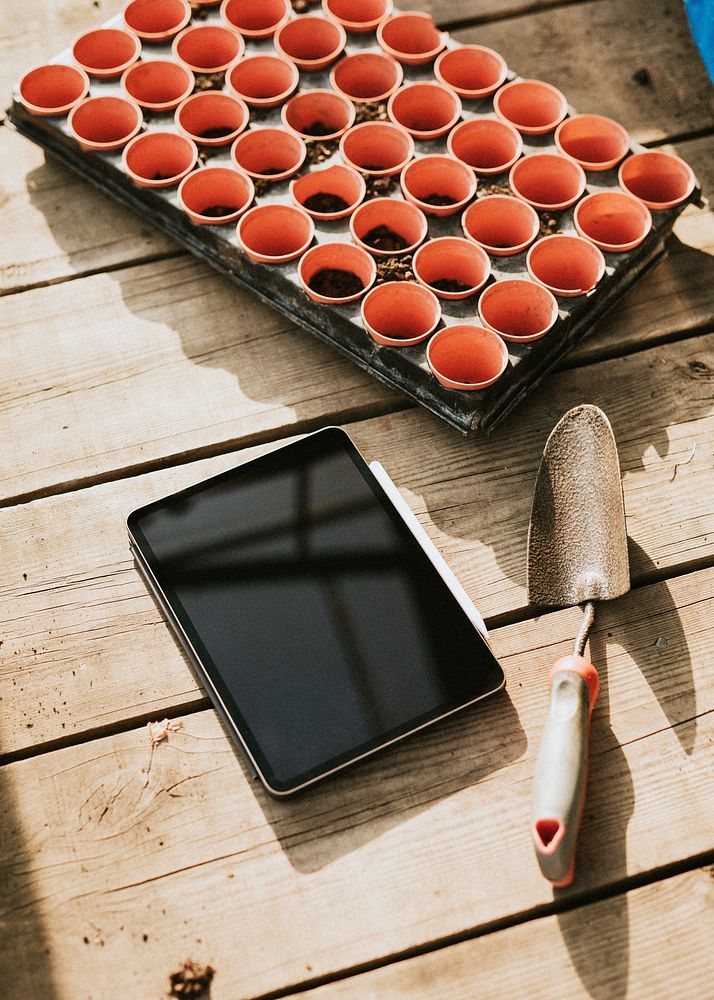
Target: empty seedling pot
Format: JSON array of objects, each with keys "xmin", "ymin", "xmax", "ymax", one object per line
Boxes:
[
  {"xmin": 18, "ymin": 63, "xmax": 89, "ymax": 117},
  {"xmin": 175, "ymin": 91, "xmax": 248, "ymax": 146},
  {"xmin": 434, "ymin": 45, "xmax": 507, "ymax": 99},
  {"xmin": 290, "ymin": 163, "xmax": 366, "ymax": 220},
  {"xmin": 400, "ymin": 155, "xmax": 477, "ymax": 217},
  {"xmin": 574, "ymin": 191, "xmax": 652, "ymax": 252},
  {"xmin": 221, "ymin": 0, "xmax": 291, "ymax": 38},
  {"xmin": 299, "ymin": 242, "xmax": 376, "ymax": 303},
  {"xmin": 350, "ymin": 196, "xmax": 427, "ymax": 256},
  {"xmin": 72, "ymin": 28, "xmax": 141, "ymax": 78},
  {"xmin": 377, "ymin": 11, "xmax": 445, "ymax": 65},
  {"xmin": 447, "ymin": 118, "xmax": 522, "ymax": 176},
  {"xmin": 527, "ymin": 234, "xmax": 606, "ymax": 297},
  {"xmin": 322, "ymin": 0, "xmax": 392, "ymax": 34},
  {"xmin": 413, "ymin": 237, "xmax": 490, "ymax": 300},
  {"xmin": 330, "ymin": 52, "xmax": 402, "ymax": 103},
  {"xmin": 231, "ymin": 127, "xmax": 306, "ymax": 181},
  {"xmin": 122, "ymin": 130, "xmax": 198, "ymax": 187},
  {"xmin": 340, "ymin": 121, "xmax": 414, "ymax": 176},
  {"xmin": 226, "ymin": 55, "xmax": 298, "ymax": 108},
  {"xmin": 388, "ymin": 82, "xmax": 461, "ymax": 140},
  {"xmin": 361, "ymin": 281, "xmax": 440, "ymax": 346},
  {"xmin": 509, "ymin": 153, "xmax": 586, "ymax": 211},
  {"xmin": 618, "ymin": 151, "xmax": 696, "ymax": 210},
  {"xmin": 275, "ymin": 16, "xmax": 346, "ymax": 73},
  {"xmin": 123, "ymin": 0, "xmax": 191, "ymax": 42},
  {"xmin": 237, "ymin": 204, "xmax": 314, "ymax": 264},
  {"xmin": 494, "ymin": 78, "xmax": 568, "ymax": 135},
  {"xmin": 555, "ymin": 114, "xmax": 630, "ymax": 172},
  {"xmin": 178, "ymin": 166, "xmax": 254, "ymax": 223},
  {"xmin": 478, "ymin": 278, "xmax": 559, "ymax": 342},
  {"xmin": 172, "ymin": 24, "xmax": 244, "ymax": 73},
  {"xmin": 462, "ymin": 195, "xmax": 539, "ymax": 257},
  {"xmin": 69, "ymin": 96, "xmax": 142, "ymax": 151},
  {"xmin": 121, "ymin": 59, "xmax": 194, "ymax": 112},
  {"xmin": 427, "ymin": 324, "xmax": 508, "ymax": 390},
  {"xmin": 282, "ymin": 89, "xmax": 355, "ymax": 142}
]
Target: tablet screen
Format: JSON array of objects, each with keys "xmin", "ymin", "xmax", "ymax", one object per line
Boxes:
[{"xmin": 128, "ymin": 428, "xmax": 503, "ymax": 794}]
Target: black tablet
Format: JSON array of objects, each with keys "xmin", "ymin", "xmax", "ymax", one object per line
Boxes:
[{"xmin": 127, "ymin": 427, "xmax": 504, "ymax": 796}]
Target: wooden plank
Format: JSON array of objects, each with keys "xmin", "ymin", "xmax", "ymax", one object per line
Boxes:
[
  {"xmin": 3, "ymin": 328, "xmax": 714, "ymax": 754},
  {"xmin": 289, "ymin": 869, "xmax": 714, "ymax": 999},
  {"xmin": 1, "ymin": 565, "xmax": 713, "ymax": 998}
]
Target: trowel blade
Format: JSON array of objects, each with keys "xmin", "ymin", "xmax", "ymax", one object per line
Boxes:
[{"xmin": 527, "ymin": 404, "xmax": 630, "ymax": 607}]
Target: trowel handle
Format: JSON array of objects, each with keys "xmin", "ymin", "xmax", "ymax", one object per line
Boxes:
[{"xmin": 531, "ymin": 654, "xmax": 599, "ymax": 888}]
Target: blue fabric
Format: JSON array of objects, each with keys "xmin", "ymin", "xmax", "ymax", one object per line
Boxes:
[{"xmin": 684, "ymin": 0, "xmax": 714, "ymax": 82}]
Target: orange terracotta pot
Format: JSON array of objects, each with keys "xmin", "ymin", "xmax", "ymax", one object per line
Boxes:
[
  {"xmin": 172, "ymin": 24, "xmax": 244, "ymax": 73},
  {"xmin": 72, "ymin": 28, "xmax": 141, "ymax": 78},
  {"xmin": 282, "ymin": 89, "xmax": 355, "ymax": 142},
  {"xmin": 427, "ymin": 324, "xmax": 508, "ymax": 390},
  {"xmin": 220, "ymin": 0, "xmax": 291, "ymax": 38},
  {"xmin": 69, "ymin": 96, "xmax": 142, "ymax": 151},
  {"xmin": 574, "ymin": 191, "xmax": 652, "ymax": 252},
  {"xmin": 123, "ymin": 0, "xmax": 191, "ymax": 42},
  {"xmin": 527, "ymin": 234, "xmax": 606, "ymax": 297},
  {"xmin": 494, "ymin": 78, "xmax": 568, "ymax": 135},
  {"xmin": 555, "ymin": 114, "xmax": 630, "ymax": 172},
  {"xmin": 18, "ymin": 63, "xmax": 90, "ymax": 117},
  {"xmin": 618, "ymin": 151, "xmax": 696, "ymax": 210},
  {"xmin": 509, "ymin": 153, "xmax": 586, "ymax": 211},
  {"xmin": 178, "ymin": 166, "xmax": 254, "ymax": 224},
  {"xmin": 412, "ymin": 237, "xmax": 490, "ymax": 300},
  {"xmin": 447, "ymin": 118, "xmax": 522, "ymax": 176},
  {"xmin": 350, "ymin": 197, "xmax": 428, "ymax": 256},
  {"xmin": 322, "ymin": 0, "xmax": 392, "ymax": 34},
  {"xmin": 121, "ymin": 59, "xmax": 194, "ymax": 112},
  {"xmin": 226, "ymin": 54, "xmax": 299, "ymax": 108},
  {"xmin": 400, "ymin": 155, "xmax": 476, "ymax": 217},
  {"xmin": 339, "ymin": 121, "xmax": 414, "ymax": 176},
  {"xmin": 478, "ymin": 278, "xmax": 559, "ymax": 342},
  {"xmin": 237, "ymin": 204, "xmax": 314, "ymax": 264},
  {"xmin": 175, "ymin": 91, "xmax": 249, "ymax": 146},
  {"xmin": 462, "ymin": 195, "xmax": 539, "ymax": 257},
  {"xmin": 362, "ymin": 281, "xmax": 440, "ymax": 346},
  {"xmin": 387, "ymin": 82, "xmax": 461, "ymax": 140},
  {"xmin": 330, "ymin": 52, "xmax": 402, "ymax": 103},
  {"xmin": 377, "ymin": 11, "xmax": 445, "ymax": 65},
  {"xmin": 122, "ymin": 131, "xmax": 198, "ymax": 187},
  {"xmin": 275, "ymin": 16, "xmax": 346, "ymax": 73},
  {"xmin": 290, "ymin": 164, "xmax": 366, "ymax": 220},
  {"xmin": 299, "ymin": 242, "xmax": 376, "ymax": 303},
  {"xmin": 231, "ymin": 127, "xmax": 306, "ymax": 181},
  {"xmin": 434, "ymin": 45, "xmax": 507, "ymax": 99}
]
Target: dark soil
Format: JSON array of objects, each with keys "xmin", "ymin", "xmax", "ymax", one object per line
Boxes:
[
  {"xmin": 168, "ymin": 959, "xmax": 215, "ymax": 998},
  {"xmin": 539, "ymin": 211, "xmax": 562, "ymax": 238},
  {"xmin": 200, "ymin": 204, "xmax": 239, "ymax": 218},
  {"xmin": 193, "ymin": 72, "xmax": 225, "ymax": 92},
  {"xmin": 477, "ymin": 182, "xmax": 512, "ymax": 199},
  {"xmin": 353, "ymin": 101, "xmax": 389, "ymax": 125},
  {"xmin": 303, "ymin": 120, "xmax": 337, "ymax": 137},
  {"xmin": 198, "ymin": 126, "xmax": 235, "ymax": 139},
  {"xmin": 305, "ymin": 139, "xmax": 339, "ymax": 165},
  {"xmin": 152, "ymin": 172, "xmax": 172, "ymax": 181},
  {"xmin": 422, "ymin": 193, "xmax": 458, "ymax": 206},
  {"xmin": 365, "ymin": 174, "xmax": 398, "ymax": 199},
  {"xmin": 430, "ymin": 277, "xmax": 471, "ymax": 292},
  {"xmin": 303, "ymin": 192, "xmax": 350, "ymax": 213},
  {"xmin": 260, "ymin": 167, "xmax": 287, "ymax": 176},
  {"xmin": 198, "ymin": 146, "xmax": 222, "ymax": 164},
  {"xmin": 632, "ymin": 66, "xmax": 652, "ymax": 87},
  {"xmin": 309, "ymin": 268, "xmax": 364, "ymax": 298},
  {"xmin": 375, "ymin": 255, "xmax": 415, "ymax": 284},
  {"xmin": 363, "ymin": 225, "xmax": 409, "ymax": 252}
]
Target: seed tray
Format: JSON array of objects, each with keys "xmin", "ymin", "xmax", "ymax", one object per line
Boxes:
[{"xmin": 8, "ymin": 4, "xmax": 701, "ymax": 434}]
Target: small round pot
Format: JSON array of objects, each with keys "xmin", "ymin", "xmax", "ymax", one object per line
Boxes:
[
  {"xmin": 299, "ymin": 242, "xmax": 376, "ymax": 304},
  {"xmin": 121, "ymin": 59, "xmax": 194, "ymax": 112},
  {"xmin": 231, "ymin": 127, "xmax": 306, "ymax": 182},
  {"xmin": 494, "ymin": 78, "xmax": 568, "ymax": 135},
  {"xmin": 339, "ymin": 121, "xmax": 414, "ymax": 176},
  {"xmin": 434, "ymin": 45, "xmax": 507, "ymax": 99},
  {"xmin": 123, "ymin": 0, "xmax": 191, "ymax": 42},
  {"xmin": 282, "ymin": 89, "xmax": 355, "ymax": 142},
  {"xmin": 362, "ymin": 281, "xmax": 440, "ymax": 346},
  {"xmin": 172, "ymin": 24, "xmax": 244, "ymax": 73},
  {"xmin": 478, "ymin": 278, "xmax": 559, "ymax": 342},
  {"xmin": 527, "ymin": 234, "xmax": 606, "ymax": 297},
  {"xmin": 330, "ymin": 52, "xmax": 403, "ymax": 103},
  {"xmin": 574, "ymin": 191, "xmax": 652, "ymax": 253},
  {"xmin": 175, "ymin": 91, "xmax": 249, "ymax": 146},
  {"xmin": 290, "ymin": 164, "xmax": 366, "ymax": 220},
  {"xmin": 226, "ymin": 54, "xmax": 299, "ymax": 108},
  {"xmin": 237, "ymin": 204, "xmax": 315, "ymax": 264},
  {"xmin": 400, "ymin": 155, "xmax": 476, "ymax": 217},
  {"xmin": 555, "ymin": 114, "xmax": 630, "ymax": 172},
  {"xmin": 178, "ymin": 166, "xmax": 254, "ymax": 224},
  {"xmin": 220, "ymin": 0, "xmax": 291, "ymax": 38},
  {"xmin": 387, "ymin": 82, "xmax": 461, "ymax": 140},
  {"xmin": 413, "ymin": 237, "xmax": 490, "ymax": 300},
  {"xmin": 69, "ymin": 96, "xmax": 142, "ymax": 152},
  {"xmin": 618, "ymin": 151, "xmax": 696, "ymax": 210},
  {"xmin": 509, "ymin": 153, "xmax": 586, "ymax": 211},
  {"xmin": 350, "ymin": 197, "xmax": 428, "ymax": 257},
  {"xmin": 275, "ymin": 16, "xmax": 346, "ymax": 73},
  {"xmin": 322, "ymin": 0, "xmax": 392, "ymax": 34},
  {"xmin": 427, "ymin": 324, "xmax": 508, "ymax": 390},
  {"xmin": 462, "ymin": 195, "xmax": 539, "ymax": 257},
  {"xmin": 72, "ymin": 28, "xmax": 141, "ymax": 78},
  {"xmin": 377, "ymin": 11, "xmax": 445, "ymax": 65},
  {"xmin": 447, "ymin": 118, "xmax": 522, "ymax": 176},
  {"xmin": 18, "ymin": 64, "xmax": 90, "ymax": 117},
  {"xmin": 122, "ymin": 131, "xmax": 198, "ymax": 188}
]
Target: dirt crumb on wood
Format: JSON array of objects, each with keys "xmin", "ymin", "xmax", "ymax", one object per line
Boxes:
[
  {"xmin": 168, "ymin": 959, "xmax": 215, "ymax": 998},
  {"xmin": 632, "ymin": 66, "xmax": 652, "ymax": 87},
  {"xmin": 539, "ymin": 211, "xmax": 562, "ymax": 238},
  {"xmin": 375, "ymin": 255, "xmax": 415, "ymax": 284},
  {"xmin": 365, "ymin": 174, "xmax": 398, "ymax": 199},
  {"xmin": 305, "ymin": 139, "xmax": 339, "ymax": 165},
  {"xmin": 353, "ymin": 101, "xmax": 388, "ymax": 125},
  {"xmin": 291, "ymin": 0, "xmax": 311, "ymax": 11},
  {"xmin": 477, "ymin": 181, "xmax": 511, "ymax": 199},
  {"xmin": 193, "ymin": 72, "xmax": 224, "ymax": 92}
]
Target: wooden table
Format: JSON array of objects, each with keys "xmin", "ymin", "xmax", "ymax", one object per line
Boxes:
[{"xmin": 2, "ymin": 1, "xmax": 714, "ymax": 997}]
